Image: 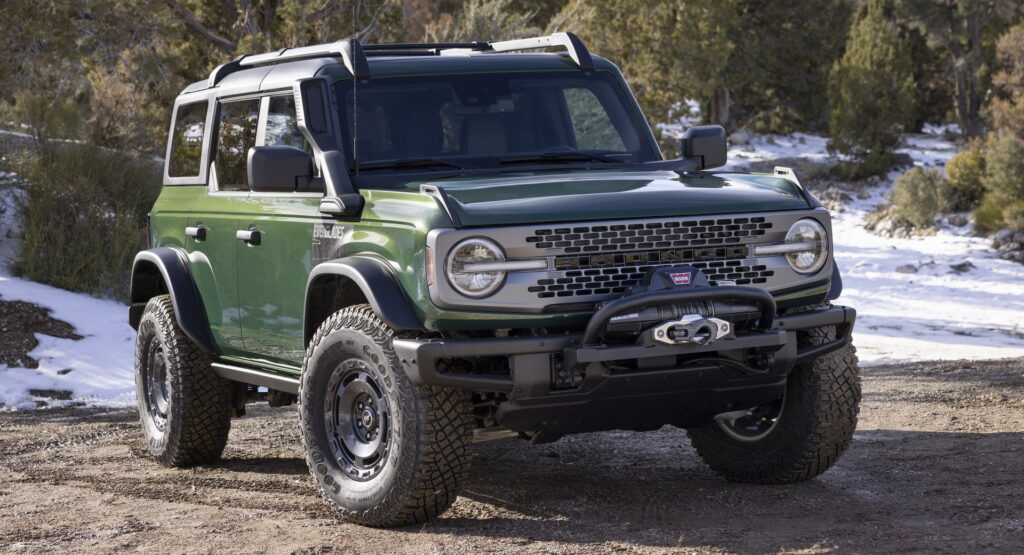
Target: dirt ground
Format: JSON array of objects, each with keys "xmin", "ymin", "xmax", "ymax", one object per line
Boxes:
[{"xmin": 1, "ymin": 357, "xmax": 1022, "ymax": 554}]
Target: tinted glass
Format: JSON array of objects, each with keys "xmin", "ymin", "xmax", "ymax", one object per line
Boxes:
[
  {"xmin": 264, "ymin": 95, "xmax": 309, "ymax": 151},
  {"xmin": 214, "ymin": 98, "xmax": 260, "ymax": 191},
  {"xmin": 168, "ymin": 101, "xmax": 207, "ymax": 177},
  {"xmin": 335, "ymin": 72, "xmax": 654, "ymax": 166},
  {"xmin": 564, "ymin": 86, "xmax": 626, "ymax": 151}
]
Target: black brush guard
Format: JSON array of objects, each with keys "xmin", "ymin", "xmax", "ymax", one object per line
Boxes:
[{"xmin": 393, "ymin": 286, "xmax": 855, "ymax": 437}]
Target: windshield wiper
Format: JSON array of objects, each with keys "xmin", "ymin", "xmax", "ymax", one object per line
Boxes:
[
  {"xmin": 357, "ymin": 158, "xmax": 466, "ymax": 171},
  {"xmin": 499, "ymin": 151, "xmax": 625, "ymax": 165}
]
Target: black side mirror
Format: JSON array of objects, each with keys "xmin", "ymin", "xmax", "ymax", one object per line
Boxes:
[
  {"xmin": 681, "ymin": 125, "xmax": 727, "ymax": 170},
  {"xmin": 248, "ymin": 146, "xmax": 314, "ymax": 192}
]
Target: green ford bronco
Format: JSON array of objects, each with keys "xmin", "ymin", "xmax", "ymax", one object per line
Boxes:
[{"xmin": 129, "ymin": 33, "xmax": 860, "ymax": 527}]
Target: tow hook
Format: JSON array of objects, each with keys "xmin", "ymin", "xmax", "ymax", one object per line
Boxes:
[{"xmin": 652, "ymin": 314, "xmax": 731, "ymax": 345}]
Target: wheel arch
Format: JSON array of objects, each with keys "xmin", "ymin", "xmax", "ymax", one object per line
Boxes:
[
  {"xmin": 304, "ymin": 256, "xmax": 424, "ymax": 346},
  {"xmin": 129, "ymin": 247, "xmax": 218, "ymax": 354}
]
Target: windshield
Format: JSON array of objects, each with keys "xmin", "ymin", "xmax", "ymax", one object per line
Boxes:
[{"xmin": 333, "ymin": 71, "xmax": 659, "ymax": 172}]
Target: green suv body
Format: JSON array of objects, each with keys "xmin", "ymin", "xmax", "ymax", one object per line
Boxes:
[{"xmin": 129, "ymin": 34, "xmax": 860, "ymax": 527}]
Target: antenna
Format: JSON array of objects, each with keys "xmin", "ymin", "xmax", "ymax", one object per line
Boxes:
[{"xmin": 352, "ymin": 7, "xmax": 358, "ymax": 176}]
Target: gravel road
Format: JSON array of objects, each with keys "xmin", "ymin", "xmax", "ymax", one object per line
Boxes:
[{"xmin": 2, "ymin": 357, "xmax": 1022, "ymax": 553}]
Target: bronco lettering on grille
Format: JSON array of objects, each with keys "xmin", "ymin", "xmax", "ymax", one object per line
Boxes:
[{"xmin": 553, "ymin": 246, "xmax": 748, "ymax": 271}]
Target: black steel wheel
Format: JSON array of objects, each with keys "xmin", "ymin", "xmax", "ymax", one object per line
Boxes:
[
  {"xmin": 713, "ymin": 395, "xmax": 785, "ymax": 442},
  {"xmin": 140, "ymin": 336, "xmax": 170, "ymax": 432},
  {"xmin": 325, "ymin": 359, "xmax": 393, "ymax": 481}
]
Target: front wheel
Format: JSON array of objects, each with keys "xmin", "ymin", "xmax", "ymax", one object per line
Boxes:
[
  {"xmin": 299, "ymin": 305, "xmax": 474, "ymax": 527},
  {"xmin": 687, "ymin": 325, "xmax": 860, "ymax": 483}
]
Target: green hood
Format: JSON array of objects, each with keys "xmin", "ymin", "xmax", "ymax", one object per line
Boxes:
[{"xmin": 420, "ymin": 170, "xmax": 811, "ymax": 227}]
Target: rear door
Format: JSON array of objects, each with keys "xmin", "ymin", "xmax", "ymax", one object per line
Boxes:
[
  {"xmin": 185, "ymin": 96, "xmax": 260, "ymax": 356},
  {"xmin": 236, "ymin": 94, "xmax": 323, "ymax": 365}
]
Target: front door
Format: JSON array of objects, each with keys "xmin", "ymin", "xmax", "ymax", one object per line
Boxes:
[
  {"xmin": 237, "ymin": 94, "xmax": 323, "ymax": 365},
  {"xmin": 186, "ymin": 96, "xmax": 260, "ymax": 356}
]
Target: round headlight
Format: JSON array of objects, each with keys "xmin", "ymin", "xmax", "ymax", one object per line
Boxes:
[
  {"xmin": 784, "ymin": 219, "xmax": 828, "ymax": 274},
  {"xmin": 446, "ymin": 238, "xmax": 506, "ymax": 297}
]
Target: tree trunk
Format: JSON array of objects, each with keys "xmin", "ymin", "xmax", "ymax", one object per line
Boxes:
[{"xmin": 709, "ymin": 87, "xmax": 732, "ymax": 131}]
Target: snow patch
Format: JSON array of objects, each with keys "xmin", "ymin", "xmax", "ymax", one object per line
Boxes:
[{"xmin": 0, "ymin": 275, "xmax": 136, "ymax": 409}]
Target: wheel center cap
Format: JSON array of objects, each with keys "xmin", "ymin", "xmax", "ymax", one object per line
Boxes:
[{"xmin": 360, "ymin": 407, "xmax": 377, "ymax": 431}]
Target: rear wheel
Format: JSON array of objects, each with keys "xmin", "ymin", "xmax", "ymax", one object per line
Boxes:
[
  {"xmin": 134, "ymin": 295, "xmax": 233, "ymax": 466},
  {"xmin": 299, "ymin": 305, "xmax": 473, "ymax": 527},
  {"xmin": 687, "ymin": 324, "xmax": 860, "ymax": 483}
]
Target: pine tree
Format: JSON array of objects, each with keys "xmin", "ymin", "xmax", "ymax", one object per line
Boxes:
[{"xmin": 828, "ymin": 0, "xmax": 916, "ymax": 176}]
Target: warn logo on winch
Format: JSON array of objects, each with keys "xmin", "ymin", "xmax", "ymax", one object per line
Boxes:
[{"xmin": 670, "ymin": 272, "xmax": 692, "ymax": 286}]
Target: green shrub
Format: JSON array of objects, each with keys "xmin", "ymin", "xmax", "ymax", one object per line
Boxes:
[
  {"xmin": 1005, "ymin": 201, "xmax": 1024, "ymax": 232},
  {"xmin": 11, "ymin": 144, "xmax": 160, "ymax": 300},
  {"xmin": 973, "ymin": 134, "xmax": 1024, "ymax": 233},
  {"xmin": 973, "ymin": 193, "xmax": 1005, "ymax": 233},
  {"xmin": 834, "ymin": 151, "xmax": 909, "ymax": 181},
  {"xmin": 945, "ymin": 147, "xmax": 986, "ymax": 211},
  {"xmin": 984, "ymin": 134, "xmax": 1024, "ymax": 203},
  {"xmin": 890, "ymin": 166, "xmax": 951, "ymax": 228}
]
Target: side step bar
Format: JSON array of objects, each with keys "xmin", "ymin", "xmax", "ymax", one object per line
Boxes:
[{"xmin": 211, "ymin": 362, "xmax": 300, "ymax": 395}]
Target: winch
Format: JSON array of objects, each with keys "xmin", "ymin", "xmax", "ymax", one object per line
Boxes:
[{"xmin": 598, "ymin": 265, "xmax": 762, "ymax": 345}]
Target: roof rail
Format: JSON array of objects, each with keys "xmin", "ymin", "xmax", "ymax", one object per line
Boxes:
[
  {"xmin": 363, "ymin": 42, "xmax": 490, "ymax": 52},
  {"xmin": 205, "ymin": 32, "xmax": 592, "ymax": 86},
  {"xmin": 208, "ymin": 38, "xmax": 370, "ymax": 85},
  {"xmin": 441, "ymin": 32, "xmax": 593, "ymax": 71}
]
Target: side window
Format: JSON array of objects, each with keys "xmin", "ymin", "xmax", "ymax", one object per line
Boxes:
[
  {"xmin": 168, "ymin": 101, "xmax": 208, "ymax": 177},
  {"xmin": 264, "ymin": 95, "xmax": 309, "ymax": 151},
  {"xmin": 564, "ymin": 88, "xmax": 626, "ymax": 152},
  {"xmin": 214, "ymin": 98, "xmax": 260, "ymax": 191}
]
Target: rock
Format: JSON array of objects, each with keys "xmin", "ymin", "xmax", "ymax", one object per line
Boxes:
[
  {"xmin": 993, "ymin": 228, "xmax": 1015, "ymax": 248},
  {"xmin": 728, "ymin": 129, "xmax": 751, "ymax": 145},
  {"xmin": 765, "ymin": 136, "xmax": 777, "ymax": 145},
  {"xmin": 1014, "ymin": 231, "xmax": 1024, "ymax": 245},
  {"xmin": 949, "ymin": 261, "xmax": 976, "ymax": 274},
  {"xmin": 947, "ymin": 214, "xmax": 969, "ymax": 227},
  {"xmin": 1002, "ymin": 242, "xmax": 1023, "ymax": 252},
  {"xmin": 797, "ymin": 136, "xmax": 806, "ymax": 144},
  {"xmin": 896, "ymin": 264, "xmax": 918, "ymax": 274}
]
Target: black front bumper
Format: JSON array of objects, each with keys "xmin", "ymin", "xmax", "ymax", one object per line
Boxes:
[{"xmin": 393, "ymin": 289, "xmax": 855, "ymax": 436}]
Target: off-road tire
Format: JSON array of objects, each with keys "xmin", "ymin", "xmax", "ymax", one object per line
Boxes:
[
  {"xmin": 134, "ymin": 295, "xmax": 233, "ymax": 466},
  {"xmin": 687, "ymin": 324, "xmax": 860, "ymax": 483},
  {"xmin": 299, "ymin": 305, "xmax": 473, "ymax": 527}
]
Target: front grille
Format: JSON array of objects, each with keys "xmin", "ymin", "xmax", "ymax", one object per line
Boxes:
[
  {"xmin": 525, "ymin": 217, "xmax": 775, "ymax": 299},
  {"xmin": 530, "ymin": 259, "xmax": 774, "ymax": 298},
  {"xmin": 525, "ymin": 217, "xmax": 772, "ymax": 255}
]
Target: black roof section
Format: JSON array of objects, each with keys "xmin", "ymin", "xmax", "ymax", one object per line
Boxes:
[{"xmin": 207, "ymin": 32, "xmax": 594, "ymax": 86}]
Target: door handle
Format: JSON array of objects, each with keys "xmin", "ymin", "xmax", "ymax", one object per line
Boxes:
[
  {"xmin": 236, "ymin": 229, "xmax": 262, "ymax": 246},
  {"xmin": 185, "ymin": 225, "xmax": 207, "ymax": 241}
]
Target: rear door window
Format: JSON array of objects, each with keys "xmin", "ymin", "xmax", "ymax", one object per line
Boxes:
[
  {"xmin": 168, "ymin": 101, "xmax": 208, "ymax": 177},
  {"xmin": 214, "ymin": 98, "xmax": 260, "ymax": 191}
]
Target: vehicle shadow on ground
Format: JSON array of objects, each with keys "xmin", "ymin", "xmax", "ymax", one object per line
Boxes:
[
  {"xmin": 416, "ymin": 427, "xmax": 1024, "ymax": 552},
  {"xmin": 213, "ymin": 456, "xmax": 308, "ymax": 476}
]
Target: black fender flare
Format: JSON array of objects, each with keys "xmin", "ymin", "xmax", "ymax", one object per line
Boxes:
[
  {"xmin": 129, "ymin": 247, "xmax": 218, "ymax": 354},
  {"xmin": 304, "ymin": 256, "xmax": 424, "ymax": 344},
  {"xmin": 826, "ymin": 263, "xmax": 843, "ymax": 301}
]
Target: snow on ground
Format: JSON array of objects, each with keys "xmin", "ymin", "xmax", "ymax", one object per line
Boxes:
[
  {"xmin": 0, "ymin": 275, "xmax": 137, "ymax": 410},
  {"xmin": 727, "ymin": 130, "xmax": 1024, "ymax": 365}
]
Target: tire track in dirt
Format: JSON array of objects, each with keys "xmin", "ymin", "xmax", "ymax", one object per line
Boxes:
[{"xmin": 1, "ymin": 357, "xmax": 1022, "ymax": 553}]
